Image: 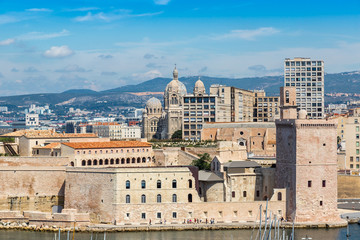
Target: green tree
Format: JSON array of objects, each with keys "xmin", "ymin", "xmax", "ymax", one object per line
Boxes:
[
  {"xmin": 171, "ymin": 130, "xmax": 182, "ymax": 140},
  {"xmin": 192, "ymin": 153, "xmax": 211, "ymax": 171}
]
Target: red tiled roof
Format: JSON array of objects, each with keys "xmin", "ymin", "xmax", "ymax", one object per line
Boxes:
[
  {"xmin": 1, "ymin": 130, "xmax": 98, "ymax": 139},
  {"xmin": 62, "ymin": 141, "xmax": 151, "ymax": 149},
  {"xmin": 33, "ymin": 142, "xmax": 61, "ymax": 149}
]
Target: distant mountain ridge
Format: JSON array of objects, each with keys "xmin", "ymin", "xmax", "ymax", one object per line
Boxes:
[{"xmin": 0, "ymin": 71, "xmax": 360, "ymax": 108}]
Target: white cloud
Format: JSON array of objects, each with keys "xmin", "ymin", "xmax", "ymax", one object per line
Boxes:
[
  {"xmin": 154, "ymin": 0, "xmax": 171, "ymax": 5},
  {"xmin": 65, "ymin": 7, "xmax": 100, "ymax": 12},
  {"xmin": 75, "ymin": 12, "xmax": 108, "ymax": 22},
  {"xmin": 43, "ymin": 45, "xmax": 74, "ymax": 58},
  {"xmin": 74, "ymin": 11, "xmax": 163, "ymax": 22},
  {"xmin": 0, "ymin": 38, "xmax": 15, "ymax": 46},
  {"xmin": 215, "ymin": 27, "xmax": 280, "ymax": 41},
  {"xmin": 55, "ymin": 64, "xmax": 89, "ymax": 73},
  {"xmin": 132, "ymin": 70, "xmax": 162, "ymax": 81},
  {"xmin": 19, "ymin": 29, "xmax": 70, "ymax": 40},
  {"xmin": 26, "ymin": 8, "xmax": 52, "ymax": 12}
]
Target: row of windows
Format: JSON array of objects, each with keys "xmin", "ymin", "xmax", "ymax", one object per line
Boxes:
[
  {"xmin": 125, "ymin": 179, "xmax": 192, "ymax": 189},
  {"xmin": 184, "ymin": 124, "xmax": 203, "ymax": 130},
  {"xmin": 285, "ymin": 61, "xmax": 322, "ymax": 66},
  {"xmin": 308, "ymin": 180, "xmax": 326, "ymax": 188},
  {"xmin": 125, "ymin": 194, "xmax": 192, "ymax": 203},
  {"xmin": 184, "ymin": 97, "xmax": 216, "ymax": 104},
  {"xmin": 77, "ymin": 148, "xmax": 149, "ymax": 155},
  {"xmin": 81, "ymin": 157, "xmax": 152, "ymax": 166},
  {"xmin": 184, "ymin": 117, "xmax": 215, "ymax": 123}
]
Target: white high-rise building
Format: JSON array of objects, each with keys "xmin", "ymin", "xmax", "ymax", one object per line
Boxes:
[{"xmin": 284, "ymin": 57, "xmax": 324, "ymax": 119}]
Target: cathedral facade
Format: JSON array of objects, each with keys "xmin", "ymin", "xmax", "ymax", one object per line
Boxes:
[{"xmin": 142, "ymin": 67, "xmax": 187, "ymax": 140}]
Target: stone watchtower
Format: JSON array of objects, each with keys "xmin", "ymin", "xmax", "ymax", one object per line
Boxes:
[{"xmin": 275, "ymin": 87, "xmax": 342, "ymax": 223}]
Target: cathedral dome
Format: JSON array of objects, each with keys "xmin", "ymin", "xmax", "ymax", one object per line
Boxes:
[
  {"xmin": 193, "ymin": 77, "xmax": 205, "ymax": 95},
  {"xmin": 164, "ymin": 66, "xmax": 187, "ymax": 98},
  {"xmin": 146, "ymin": 97, "xmax": 162, "ymax": 109}
]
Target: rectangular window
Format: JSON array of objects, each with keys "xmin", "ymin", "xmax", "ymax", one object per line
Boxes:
[
  {"xmin": 322, "ymin": 180, "xmax": 326, "ymax": 187},
  {"xmin": 232, "ymin": 191, "xmax": 235, "ymax": 198},
  {"xmin": 350, "ymin": 157, "xmax": 354, "ymax": 162},
  {"xmin": 350, "ymin": 164, "xmax": 354, "ymax": 168},
  {"xmin": 141, "ymin": 213, "xmax": 146, "ymax": 219},
  {"xmin": 357, "ymin": 149, "xmax": 360, "ymax": 155},
  {"xmin": 320, "ymin": 201, "xmax": 323, "ymax": 206},
  {"xmin": 172, "ymin": 212, "xmax": 177, "ymax": 219},
  {"xmin": 308, "ymin": 180, "xmax": 312, "ymax": 187},
  {"xmin": 157, "ymin": 212, "xmax": 161, "ymax": 219}
]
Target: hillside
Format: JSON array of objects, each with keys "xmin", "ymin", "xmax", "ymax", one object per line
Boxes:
[{"xmin": 0, "ymin": 71, "xmax": 359, "ymax": 109}]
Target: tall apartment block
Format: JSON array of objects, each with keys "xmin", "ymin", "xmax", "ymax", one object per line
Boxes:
[
  {"xmin": 253, "ymin": 90, "xmax": 280, "ymax": 122},
  {"xmin": 209, "ymin": 85, "xmax": 254, "ymax": 122},
  {"xmin": 183, "ymin": 78, "xmax": 217, "ymax": 141},
  {"xmin": 284, "ymin": 57, "xmax": 324, "ymax": 119}
]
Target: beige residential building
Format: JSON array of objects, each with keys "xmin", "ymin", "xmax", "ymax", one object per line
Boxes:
[
  {"xmin": 92, "ymin": 122, "xmax": 141, "ymax": 140},
  {"xmin": 253, "ymin": 90, "xmax": 280, "ymax": 122},
  {"xmin": 284, "ymin": 57, "xmax": 324, "ymax": 119},
  {"xmin": 183, "ymin": 78, "xmax": 217, "ymax": 141},
  {"xmin": 344, "ymin": 109, "xmax": 360, "ymax": 170},
  {"xmin": 210, "ymin": 85, "xmax": 254, "ymax": 122},
  {"xmin": 0, "ymin": 130, "xmax": 100, "ymax": 157}
]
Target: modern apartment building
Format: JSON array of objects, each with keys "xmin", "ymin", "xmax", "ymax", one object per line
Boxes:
[
  {"xmin": 183, "ymin": 78, "xmax": 217, "ymax": 141},
  {"xmin": 209, "ymin": 85, "xmax": 254, "ymax": 122},
  {"xmin": 284, "ymin": 57, "xmax": 324, "ymax": 119},
  {"xmin": 253, "ymin": 90, "xmax": 280, "ymax": 122},
  {"xmin": 344, "ymin": 108, "xmax": 360, "ymax": 171},
  {"xmin": 92, "ymin": 122, "xmax": 141, "ymax": 140}
]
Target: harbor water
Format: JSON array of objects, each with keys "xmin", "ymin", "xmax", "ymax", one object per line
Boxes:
[{"xmin": 0, "ymin": 224, "xmax": 360, "ymax": 240}]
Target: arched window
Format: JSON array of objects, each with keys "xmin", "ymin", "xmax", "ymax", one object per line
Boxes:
[
  {"xmin": 141, "ymin": 180, "xmax": 146, "ymax": 189},
  {"xmin": 121, "ymin": 158, "xmax": 125, "ymax": 164},
  {"xmin": 188, "ymin": 179, "xmax": 193, "ymax": 188},
  {"xmin": 126, "ymin": 195, "xmax": 130, "ymax": 203},
  {"xmin": 141, "ymin": 194, "xmax": 146, "ymax": 203},
  {"xmin": 278, "ymin": 192, "xmax": 282, "ymax": 201},
  {"xmin": 105, "ymin": 159, "xmax": 109, "ymax": 165},
  {"xmin": 99, "ymin": 159, "xmax": 103, "ymax": 165},
  {"xmin": 157, "ymin": 180, "xmax": 161, "ymax": 189},
  {"xmin": 110, "ymin": 159, "xmax": 114, "ymax": 164},
  {"xmin": 188, "ymin": 194, "xmax": 192, "ymax": 203},
  {"xmin": 243, "ymin": 191, "xmax": 247, "ymax": 198},
  {"xmin": 142, "ymin": 157, "xmax": 146, "ymax": 163},
  {"xmin": 147, "ymin": 157, "xmax": 151, "ymax": 162},
  {"xmin": 132, "ymin": 158, "xmax": 135, "ymax": 163},
  {"xmin": 157, "ymin": 194, "xmax": 162, "ymax": 203},
  {"xmin": 82, "ymin": 160, "xmax": 86, "ymax": 166},
  {"xmin": 93, "ymin": 160, "xmax": 97, "ymax": 165},
  {"xmin": 116, "ymin": 158, "xmax": 119, "ymax": 164},
  {"xmin": 172, "ymin": 180, "xmax": 177, "ymax": 188},
  {"xmin": 70, "ymin": 161, "xmax": 74, "ymax": 167},
  {"xmin": 87, "ymin": 160, "xmax": 92, "ymax": 166},
  {"xmin": 126, "ymin": 158, "xmax": 130, "ymax": 164},
  {"xmin": 137, "ymin": 157, "xmax": 141, "ymax": 163},
  {"xmin": 126, "ymin": 180, "xmax": 130, "ymax": 189},
  {"xmin": 172, "ymin": 194, "xmax": 177, "ymax": 203}
]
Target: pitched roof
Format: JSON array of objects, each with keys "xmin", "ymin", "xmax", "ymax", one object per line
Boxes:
[
  {"xmin": 1, "ymin": 130, "xmax": 98, "ymax": 139},
  {"xmin": 62, "ymin": 141, "xmax": 151, "ymax": 149},
  {"xmin": 223, "ymin": 161, "xmax": 260, "ymax": 168},
  {"xmin": 33, "ymin": 142, "xmax": 61, "ymax": 149},
  {"xmin": 198, "ymin": 170, "xmax": 223, "ymax": 182}
]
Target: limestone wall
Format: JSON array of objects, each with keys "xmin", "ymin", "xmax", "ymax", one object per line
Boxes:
[
  {"xmin": 0, "ymin": 166, "xmax": 66, "ymax": 212},
  {"xmin": 115, "ymin": 200, "xmax": 285, "ymax": 225}
]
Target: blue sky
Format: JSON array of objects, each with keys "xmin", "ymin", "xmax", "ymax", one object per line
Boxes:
[{"xmin": 0, "ymin": 0, "xmax": 360, "ymax": 95}]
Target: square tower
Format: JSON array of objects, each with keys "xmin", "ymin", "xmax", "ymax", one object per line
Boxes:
[
  {"xmin": 284, "ymin": 58, "xmax": 324, "ymax": 119},
  {"xmin": 275, "ymin": 93, "xmax": 341, "ymax": 223}
]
